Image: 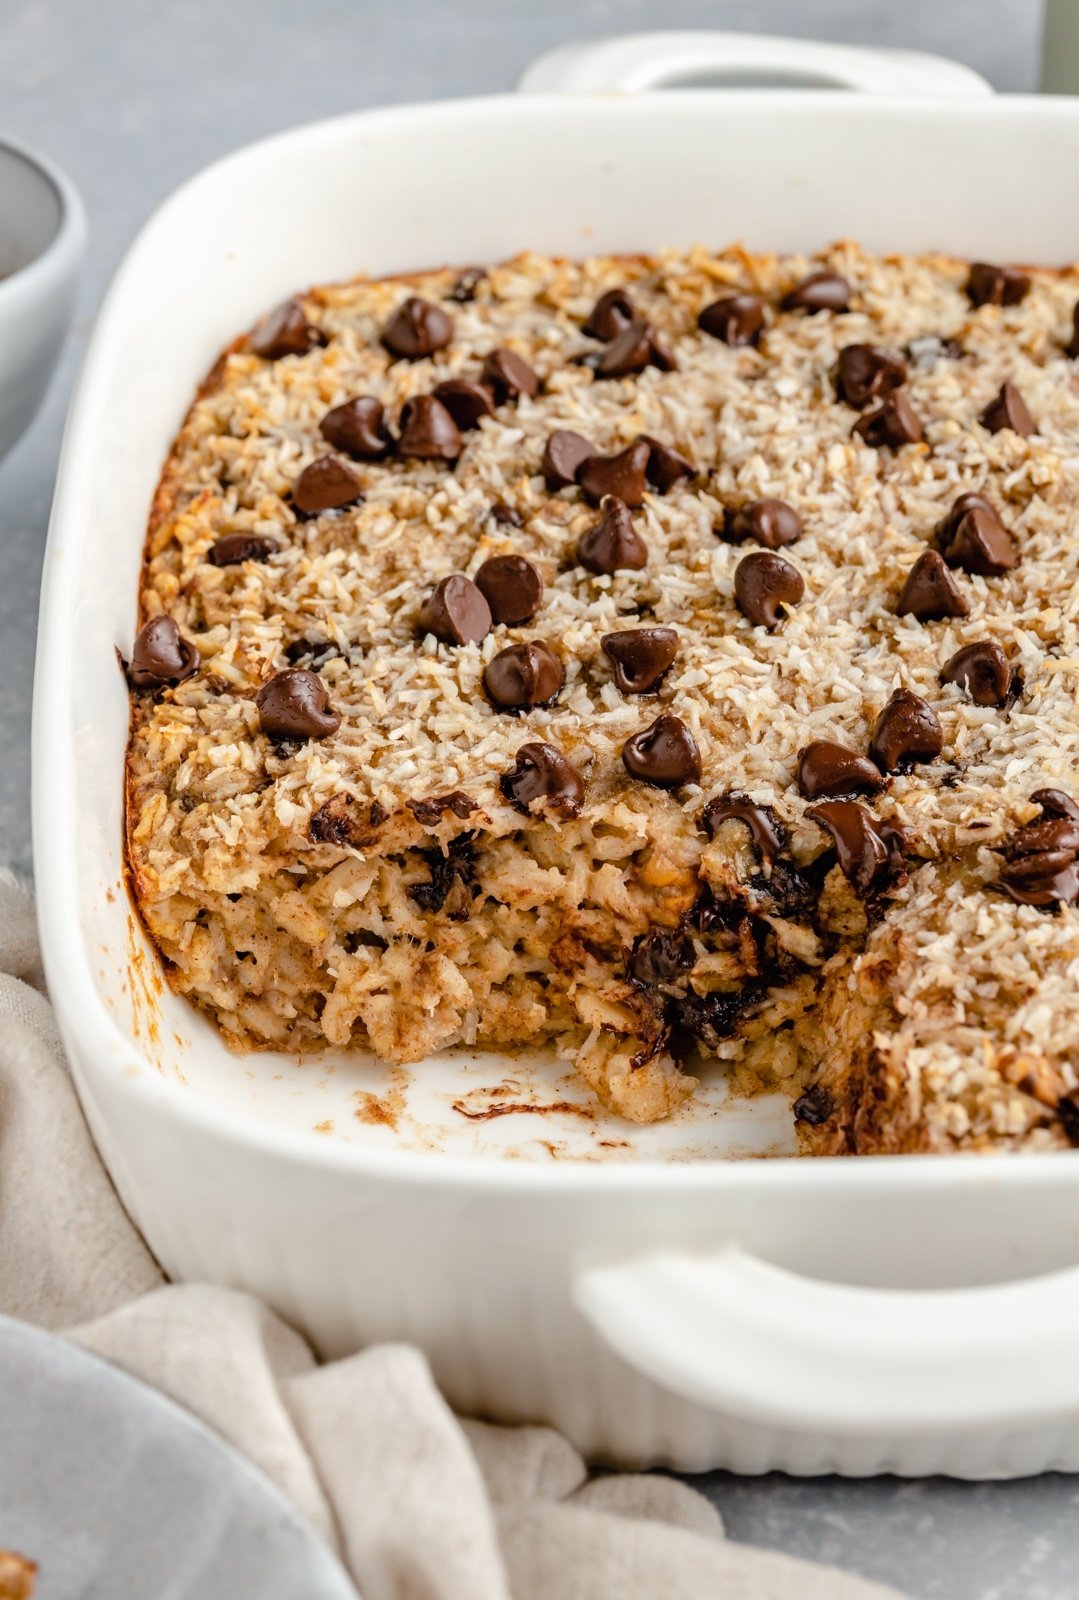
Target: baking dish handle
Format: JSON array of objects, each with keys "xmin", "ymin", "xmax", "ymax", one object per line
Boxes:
[
  {"xmin": 575, "ymin": 1247, "xmax": 1079, "ymax": 1434},
  {"xmin": 517, "ymin": 32, "xmax": 992, "ymax": 98}
]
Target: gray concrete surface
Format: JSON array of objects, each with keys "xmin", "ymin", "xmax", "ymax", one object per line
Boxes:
[{"xmin": 0, "ymin": 2, "xmax": 1068, "ymax": 1595}]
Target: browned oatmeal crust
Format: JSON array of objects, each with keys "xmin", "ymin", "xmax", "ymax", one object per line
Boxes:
[{"xmin": 125, "ymin": 242, "xmax": 1079, "ymax": 1149}]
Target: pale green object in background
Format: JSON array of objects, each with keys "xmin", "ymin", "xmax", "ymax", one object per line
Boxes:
[{"xmin": 1043, "ymin": 0, "xmax": 1079, "ymax": 90}]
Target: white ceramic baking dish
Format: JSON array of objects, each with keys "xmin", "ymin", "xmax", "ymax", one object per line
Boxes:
[{"xmin": 33, "ymin": 32, "xmax": 1079, "ymax": 1477}]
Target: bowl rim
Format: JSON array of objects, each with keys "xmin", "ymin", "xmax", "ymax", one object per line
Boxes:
[{"xmin": 0, "ymin": 129, "xmax": 86, "ymax": 306}]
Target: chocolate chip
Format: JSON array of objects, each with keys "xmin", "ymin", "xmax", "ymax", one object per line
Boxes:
[
  {"xmin": 997, "ymin": 792, "xmax": 1079, "ymax": 908},
  {"xmin": 207, "ymin": 533, "xmax": 280, "ymax": 567},
  {"xmin": 542, "ymin": 429, "xmax": 595, "ymax": 491},
  {"xmin": 319, "ymin": 396, "xmax": 392, "ymax": 460},
  {"xmin": 284, "ymin": 636, "xmax": 342, "ymax": 670},
  {"xmin": 577, "ymin": 439, "xmax": 651, "ymax": 507},
  {"xmin": 1067, "ymin": 302, "xmax": 1079, "ymax": 360},
  {"xmin": 397, "ymin": 395, "xmax": 461, "ymax": 461},
  {"xmin": 781, "ymin": 272, "xmax": 850, "ymax": 314},
  {"xmin": 835, "ymin": 344, "xmax": 907, "ymax": 409},
  {"xmin": 309, "ymin": 793, "xmax": 364, "ymax": 847},
  {"xmin": 806, "ymin": 800, "xmax": 907, "ymax": 896},
  {"xmin": 601, "ymin": 627, "xmax": 678, "ymax": 694},
  {"xmin": 797, "ymin": 740, "xmax": 885, "ymax": 800},
  {"xmin": 734, "ymin": 550, "xmax": 805, "ymax": 629},
  {"xmin": 430, "ymin": 379, "xmax": 495, "ymax": 431},
  {"xmin": 256, "ymin": 668, "xmax": 340, "ymax": 741},
  {"xmin": 966, "ymin": 262, "xmax": 1031, "ymax": 308},
  {"xmin": 622, "ymin": 714, "xmax": 701, "ymax": 789},
  {"xmin": 699, "ymin": 793, "xmax": 786, "ymax": 863},
  {"xmin": 793, "ymin": 1084, "xmax": 834, "ymax": 1126},
  {"xmin": 980, "ymin": 381, "xmax": 1035, "ymax": 438},
  {"xmin": 936, "ymin": 493, "xmax": 1018, "ymax": 577},
  {"xmin": 697, "ymin": 293, "xmax": 766, "ymax": 347},
  {"xmin": 596, "ymin": 320, "xmax": 677, "ymax": 379},
  {"xmin": 484, "ymin": 641, "xmax": 564, "ymax": 710},
  {"xmin": 676, "ymin": 984, "xmax": 765, "ymax": 1052},
  {"xmin": 500, "ymin": 741, "xmax": 585, "ymax": 816},
  {"xmin": 481, "ymin": 347, "xmax": 540, "ymax": 404},
  {"xmin": 940, "ymin": 640, "xmax": 1015, "ymax": 707},
  {"xmin": 640, "ymin": 436, "xmax": 694, "ymax": 493},
  {"xmin": 627, "ymin": 931, "xmax": 695, "ymax": 985},
  {"xmin": 583, "ymin": 288, "xmax": 635, "ymax": 340},
  {"xmin": 417, "ymin": 575, "xmax": 492, "ymax": 645},
  {"xmin": 897, "ymin": 550, "xmax": 970, "ymax": 621},
  {"xmin": 448, "ymin": 266, "xmax": 485, "ymax": 303},
  {"xmin": 129, "ymin": 615, "xmax": 200, "ymax": 689},
  {"xmin": 577, "ymin": 495, "xmax": 648, "ymax": 575},
  {"xmin": 381, "ymin": 296, "xmax": 453, "ymax": 360},
  {"xmin": 869, "ymin": 689, "xmax": 943, "ymax": 774},
  {"xmin": 852, "ymin": 390, "xmax": 924, "ymax": 449},
  {"xmin": 475, "ymin": 555, "xmax": 543, "ymax": 625},
  {"xmin": 407, "ymin": 791, "xmax": 478, "ymax": 826},
  {"xmin": 720, "ymin": 498, "xmax": 803, "ymax": 550},
  {"xmin": 1058, "ymin": 1089, "xmax": 1079, "ymax": 1146},
  {"xmin": 489, "ymin": 502, "xmax": 523, "ymax": 527},
  {"xmin": 250, "ymin": 298, "xmax": 326, "ymax": 360},
  {"xmin": 292, "ymin": 455, "xmax": 364, "ymax": 515},
  {"xmin": 409, "ymin": 834, "xmax": 478, "ymax": 917}
]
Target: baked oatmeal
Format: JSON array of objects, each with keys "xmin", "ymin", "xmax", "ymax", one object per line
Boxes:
[{"xmin": 124, "ymin": 242, "xmax": 1079, "ymax": 1154}]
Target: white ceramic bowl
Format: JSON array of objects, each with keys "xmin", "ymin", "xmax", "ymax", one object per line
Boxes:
[
  {"xmin": 0, "ymin": 133, "xmax": 85, "ymax": 461},
  {"xmin": 33, "ymin": 33, "xmax": 1079, "ymax": 1478}
]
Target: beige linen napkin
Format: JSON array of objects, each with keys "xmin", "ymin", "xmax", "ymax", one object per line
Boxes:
[{"xmin": 0, "ymin": 872, "xmax": 903, "ymax": 1599}]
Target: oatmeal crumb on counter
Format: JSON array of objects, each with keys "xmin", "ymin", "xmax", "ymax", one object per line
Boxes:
[{"xmin": 125, "ymin": 242, "xmax": 1079, "ymax": 1152}]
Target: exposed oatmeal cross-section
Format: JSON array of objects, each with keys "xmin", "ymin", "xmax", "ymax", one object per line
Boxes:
[{"xmin": 125, "ymin": 243, "xmax": 1079, "ymax": 1153}]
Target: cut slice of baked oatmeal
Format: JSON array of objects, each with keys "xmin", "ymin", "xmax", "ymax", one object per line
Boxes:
[{"xmin": 125, "ymin": 243, "xmax": 1079, "ymax": 1150}]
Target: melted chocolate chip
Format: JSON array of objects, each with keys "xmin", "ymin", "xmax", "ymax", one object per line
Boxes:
[
  {"xmin": 542, "ymin": 429, "xmax": 595, "ymax": 491},
  {"xmin": 793, "ymin": 1084, "xmax": 834, "ymax": 1126},
  {"xmin": 500, "ymin": 741, "xmax": 584, "ymax": 815},
  {"xmin": 310, "ymin": 793, "xmax": 364, "ymax": 847},
  {"xmin": 940, "ymin": 640, "xmax": 1015, "ymax": 707},
  {"xmin": 256, "ymin": 668, "xmax": 340, "ymax": 741},
  {"xmin": 484, "ymin": 641, "xmax": 564, "ymax": 710},
  {"xmin": 697, "ymin": 293, "xmax": 766, "ymax": 347},
  {"xmin": 250, "ymin": 298, "xmax": 326, "ymax": 360},
  {"xmin": 480, "ymin": 347, "xmax": 540, "ymax": 403},
  {"xmin": 319, "ymin": 396, "xmax": 392, "ymax": 460},
  {"xmin": 489, "ymin": 502, "xmax": 523, "ymax": 527},
  {"xmin": 699, "ymin": 793, "xmax": 786, "ymax": 863},
  {"xmin": 896, "ymin": 550, "xmax": 970, "ymax": 622},
  {"xmin": 1057, "ymin": 1089, "xmax": 1079, "ymax": 1146},
  {"xmin": 417, "ymin": 575, "xmax": 492, "ymax": 645},
  {"xmin": 781, "ymin": 271, "xmax": 850, "ymax": 314},
  {"xmin": 474, "ymin": 555, "xmax": 543, "ymax": 625},
  {"xmin": 397, "ymin": 395, "xmax": 462, "ymax": 461},
  {"xmin": 852, "ymin": 390, "xmax": 924, "ymax": 449},
  {"xmin": 980, "ymin": 381, "xmax": 1035, "ymax": 438},
  {"xmin": 797, "ymin": 741, "xmax": 885, "ymax": 800},
  {"xmin": 806, "ymin": 800, "xmax": 907, "ymax": 896},
  {"xmin": 409, "ymin": 834, "xmax": 477, "ymax": 917},
  {"xmin": 622, "ymin": 714, "xmax": 701, "ymax": 789},
  {"xmin": 997, "ymin": 792, "xmax": 1079, "ymax": 908},
  {"xmin": 596, "ymin": 321, "xmax": 676, "ymax": 379},
  {"xmin": 936, "ymin": 493, "xmax": 1018, "ymax": 577},
  {"xmin": 1067, "ymin": 301, "xmax": 1079, "ymax": 360},
  {"xmin": 835, "ymin": 344, "xmax": 907, "ymax": 409},
  {"xmin": 601, "ymin": 627, "xmax": 678, "ymax": 694},
  {"xmin": 577, "ymin": 439, "xmax": 651, "ymax": 507},
  {"xmin": 676, "ymin": 984, "xmax": 765, "ymax": 1053},
  {"xmin": 869, "ymin": 689, "xmax": 943, "ymax": 774},
  {"xmin": 208, "ymin": 533, "xmax": 280, "ymax": 567},
  {"xmin": 430, "ymin": 379, "xmax": 495, "ymax": 431},
  {"xmin": 720, "ymin": 498, "xmax": 803, "ymax": 550},
  {"xmin": 966, "ymin": 262, "xmax": 1031, "ymax": 308},
  {"xmin": 577, "ymin": 495, "xmax": 648, "ymax": 575},
  {"xmin": 448, "ymin": 266, "xmax": 486, "ymax": 303},
  {"xmin": 627, "ymin": 930, "xmax": 696, "ymax": 986},
  {"xmin": 284, "ymin": 636, "xmax": 343, "ymax": 670},
  {"xmin": 407, "ymin": 791, "xmax": 478, "ymax": 826},
  {"xmin": 583, "ymin": 288, "xmax": 635, "ymax": 340},
  {"xmin": 129, "ymin": 615, "xmax": 200, "ymax": 690},
  {"xmin": 293, "ymin": 455, "xmax": 364, "ymax": 515},
  {"xmin": 734, "ymin": 550, "xmax": 805, "ymax": 628},
  {"xmin": 639, "ymin": 436, "xmax": 694, "ymax": 493},
  {"xmin": 381, "ymin": 297, "xmax": 453, "ymax": 360}
]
